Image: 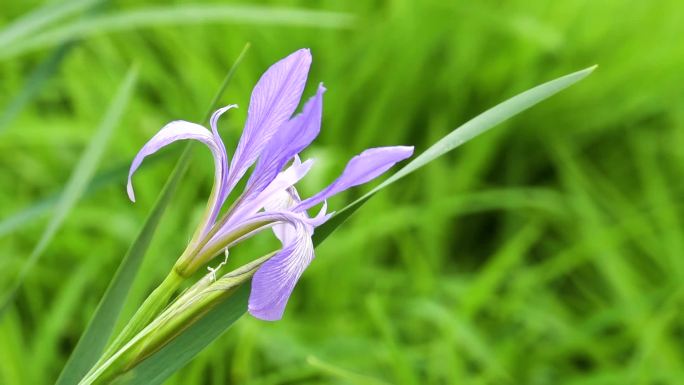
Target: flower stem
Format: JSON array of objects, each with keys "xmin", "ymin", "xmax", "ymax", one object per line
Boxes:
[
  {"xmin": 81, "ymin": 253, "xmax": 272, "ymax": 385},
  {"xmin": 174, "ymin": 215, "xmax": 271, "ymax": 276},
  {"xmin": 87, "ymin": 268, "xmax": 184, "ymax": 378}
]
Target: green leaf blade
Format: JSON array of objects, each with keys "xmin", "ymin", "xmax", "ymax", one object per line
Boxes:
[
  {"xmin": 1, "ymin": 5, "xmax": 354, "ymax": 61},
  {"xmin": 0, "ymin": 66, "xmax": 139, "ymax": 315},
  {"xmin": 381, "ymin": 65, "xmax": 597, "ymax": 188},
  {"xmin": 314, "ymin": 65, "xmax": 597, "ymax": 244},
  {"xmin": 49, "ymin": 65, "xmax": 139, "ymax": 384},
  {"xmin": 54, "ymin": 146, "xmax": 188, "ymax": 385}
]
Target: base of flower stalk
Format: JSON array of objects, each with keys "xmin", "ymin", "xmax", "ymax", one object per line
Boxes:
[
  {"xmin": 173, "ymin": 215, "xmax": 269, "ymax": 277},
  {"xmin": 86, "ymin": 269, "xmax": 184, "ymax": 379},
  {"xmin": 83, "ymin": 254, "xmax": 273, "ymax": 385}
]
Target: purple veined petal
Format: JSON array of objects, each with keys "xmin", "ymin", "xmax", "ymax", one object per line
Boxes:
[
  {"xmin": 295, "ymin": 146, "xmax": 415, "ymax": 211},
  {"xmin": 127, "ymin": 120, "xmax": 225, "ymax": 204},
  {"xmin": 261, "ymin": 179, "xmax": 331, "ymax": 238},
  {"xmin": 206, "ymin": 158, "xmax": 314, "ymax": 248},
  {"xmin": 205, "ymin": 105, "xmax": 238, "ymax": 225},
  {"xmin": 249, "ymin": 219, "xmax": 314, "ymax": 321},
  {"xmin": 227, "ymin": 48, "xmax": 312, "ymax": 192},
  {"xmin": 225, "ymin": 158, "xmax": 314, "ymax": 227},
  {"xmin": 264, "ymin": 186, "xmax": 304, "ymax": 245},
  {"xmin": 258, "ymin": 162, "xmax": 303, "ymax": 215},
  {"xmin": 195, "ymin": 209, "xmax": 303, "ymax": 260},
  {"xmin": 263, "ymin": 184, "xmax": 301, "ymax": 213},
  {"xmin": 270, "ymin": 194, "xmax": 331, "ymax": 244},
  {"xmin": 245, "ymin": 84, "xmax": 325, "ymax": 198}
]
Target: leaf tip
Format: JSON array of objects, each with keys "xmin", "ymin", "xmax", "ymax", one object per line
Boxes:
[{"xmin": 577, "ymin": 64, "xmax": 598, "ymax": 79}]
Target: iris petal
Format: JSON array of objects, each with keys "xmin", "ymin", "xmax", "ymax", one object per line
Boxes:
[
  {"xmin": 246, "ymin": 84, "xmax": 325, "ymax": 198},
  {"xmin": 248, "ymin": 218, "xmax": 314, "ymax": 321},
  {"xmin": 126, "ymin": 120, "xmax": 226, "ymax": 204},
  {"xmin": 249, "ymin": 181, "xmax": 317, "ymax": 321},
  {"xmin": 296, "ymin": 146, "xmax": 414, "ymax": 211},
  {"xmin": 227, "ymin": 49, "xmax": 312, "ymax": 191},
  {"xmin": 206, "ymin": 105, "xmax": 238, "ymax": 226}
]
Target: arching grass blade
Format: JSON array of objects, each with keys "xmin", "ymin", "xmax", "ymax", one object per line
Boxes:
[
  {"xmin": 1, "ymin": 5, "xmax": 354, "ymax": 61},
  {"xmin": 0, "ymin": 66, "xmax": 139, "ymax": 315},
  {"xmin": 313, "ymin": 65, "xmax": 597, "ymax": 244}
]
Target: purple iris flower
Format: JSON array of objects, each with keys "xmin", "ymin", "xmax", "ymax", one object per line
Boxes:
[{"xmin": 127, "ymin": 49, "xmax": 413, "ymax": 321}]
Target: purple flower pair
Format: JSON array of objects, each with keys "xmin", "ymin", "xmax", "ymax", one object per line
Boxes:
[{"xmin": 127, "ymin": 49, "xmax": 413, "ymax": 320}]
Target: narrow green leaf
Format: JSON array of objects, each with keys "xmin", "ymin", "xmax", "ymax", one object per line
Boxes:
[
  {"xmin": 0, "ymin": 66, "xmax": 139, "ymax": 315},
  {"xmin": 1, "ymin": 5, "xmax": 354, "ymax": 61},
  {"xmin": 55, "ymin": 44, "xmax": 250, "ymax": 385},
  {"xmin": 54, "ymin": 147, "xmax": 188, "ymax": 385},
  {"xmin": 313, "ymin": 65, "xmax": 597, "ymax": 244},
  {"xmin": 106, "ymin": 65, "xmax": 595, "ymax": 384}
]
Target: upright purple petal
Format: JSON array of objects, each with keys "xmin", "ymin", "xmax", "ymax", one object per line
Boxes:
[
  {"xmin": 245, "ymin": 84, "xmax": 325, "ymax": 197},
  {"xmin": 227, "ymin": 49, "xmax": 312, "ymax": 191},
  {"xmin": 249, "ymin": 219, "xmax": 314, "ymax": 321},
  {"xmin": 127, "ymin": 120, "xmax": 226, "ymax": 203},
  {"xmin": 295, "ymin": 146, "xmax": 414, "ymax": 211}
]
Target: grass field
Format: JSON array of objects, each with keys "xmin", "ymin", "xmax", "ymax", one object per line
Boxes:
[{"xmin": 1, "ymin": 0, "xmax": 683, "ymax": 384}]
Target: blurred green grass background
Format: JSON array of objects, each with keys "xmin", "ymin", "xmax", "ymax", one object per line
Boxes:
[{"xmin": 1, "ymin": 0, "xmax": 683, "ymax": 384}]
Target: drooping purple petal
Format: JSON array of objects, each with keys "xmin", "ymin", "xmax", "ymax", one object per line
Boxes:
[
  {"xmin": 127, "ymin": 120, "xmax": 226, "ymax": 203},
  {"xmin": 245, "ymin": 84, "xmax": 325, "ymax": 198},
  {"xmin": 248, "ymin": 180, "xmax": 328, "ymax": 321},
  {"xmin": 295, "ymin": 146, "xmax": 414, "ymax": 211},
  {"xmin": 227, "ymin": 49, "xmax": 312, "ymax": 192},
  {"xmin": 249, "ymin": 219, "xmax": 314, "ymax": 321},
  {"xmin": 205, "ymin": 105, "xmax": 238, "ymax": 226}
]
